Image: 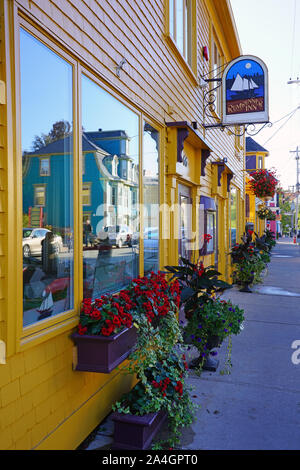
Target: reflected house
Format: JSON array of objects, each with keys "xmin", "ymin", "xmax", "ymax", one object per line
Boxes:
[{"xmin": 22, "ymin": 129, "xmax": 139, "ymax": 238}]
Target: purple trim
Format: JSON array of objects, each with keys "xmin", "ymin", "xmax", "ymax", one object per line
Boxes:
[
  {"xmin": 165, "ymin": 121, "xmax": 211, "ymax": 163},
  {"xmin": 227, "ymin": 173, "xmax": 234, "ymax": 192},
  {"xmin": 200, "ymin": 195, "xmax": 216, "ymax": 211},
  {"xmin": 246, "ymin": 155, "xmax": 256, "ymax": 170},
  {"xmin": 211, "ymin": 162, "xmax": 226, "ymax": 186},
  {"xmin": 201, "ymin": 149, "xmax": 210, "ymax": 176},
  {"xmin": 72, "ymin": 326, "xmax": 137, "ymax": 373},
  {"xmin": 111, "ymin": 410, "xmax": 167, "ymax": 450},
  {"xmin": 177, "ymin": 127, "xmax": 189, "ymax": 162}
]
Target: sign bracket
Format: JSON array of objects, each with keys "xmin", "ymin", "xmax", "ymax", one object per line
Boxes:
[{"xmin": 201, "ymin": 55, "xmax": 272, "ymax": 137}]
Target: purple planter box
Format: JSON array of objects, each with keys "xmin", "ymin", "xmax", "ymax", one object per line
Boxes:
[
  {"xmin": 72, "ymin": 326, "xmax": 137, "ymax": 373},
  {"xmin": 111, "ymin": 409, "xmax": 167, "ymax": 450}
]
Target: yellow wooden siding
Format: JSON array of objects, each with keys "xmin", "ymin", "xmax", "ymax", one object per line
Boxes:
[
  {"xmin": 0, "ymin": 0, "xmax": 244, "ymax": 449},
  {"xmin": 0, "ymin": 0, "xmax": 7, "ymax": 350}
]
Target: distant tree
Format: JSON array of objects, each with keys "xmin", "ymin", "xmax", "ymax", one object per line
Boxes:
[{"xmin": 31, "ymin": 120, "xmax": 71, "ymax": 151}]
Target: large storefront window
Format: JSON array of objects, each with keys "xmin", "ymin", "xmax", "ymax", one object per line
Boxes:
[
  {"xmin": 143, "ymin": 123, "xmax": 159, "ymax": 275},
  {"xmin": 20, "ymin": 29, "xmax": 74, "ymax": 327},
  {"xmin": 82, "ymin": 75, "xmax": 139, "ymax": 299}
]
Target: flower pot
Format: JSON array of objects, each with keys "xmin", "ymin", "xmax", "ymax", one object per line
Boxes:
[
  {"xmin": 72, "ymin": 326, "xmax": 137, "ymax": 373},
  {"xmin": 239, "ymin": 275, "xmax": 254, "ymax": 293},
  {"xmin": 189, "ymin": 335, "xmax": 221, "ymax": 372},
  {"xmin": 111, "ymin": 409, "xmax": 167, "ymax": 450}
]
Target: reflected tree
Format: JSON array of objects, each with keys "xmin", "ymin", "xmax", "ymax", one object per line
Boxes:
[{"xmin": 31, "ymin": 120, "xmax": 72, "ymax": 151}]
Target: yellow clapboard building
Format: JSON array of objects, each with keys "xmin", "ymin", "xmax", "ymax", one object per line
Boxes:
[
  {"xmin": 245, "ymin": 136, "xmax": 270, "ymax": 236},
  {"xmin": 0, "ymin": 0, "xmax": 245, "ymax": 449}
]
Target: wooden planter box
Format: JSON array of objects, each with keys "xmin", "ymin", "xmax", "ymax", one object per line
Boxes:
[
  {"xmin": 111, "ymin": 409, "xmax": 167, "ymax": 450},
  {"xmin": 72, "ymin": 326, "xmax": 137, "ymax": 373}
]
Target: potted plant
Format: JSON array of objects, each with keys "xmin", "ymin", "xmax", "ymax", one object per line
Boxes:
[
  {"xmin": 248, "ymin": 168, "xmax": 277, "ymax": 199},
  {"xmin": 183, "ymin": 297, "xmax": 244, "ymax": 370},
  {"xmin": 264, "ymin": 229, "xmax": 276, "ymax": 250},
  {"xmin": 164, "ymin": 256, "xmax": 237, "ymax": 371},
  {"xmin": 230, "ymin": 233, "xmax": 267, "ymax": 292},
  {"xmin": 111, "ymin": 351, "xmax": 195, "ymax": 450},
  {"xmin": 109, "ymin": 272, "xmax": 197, "ymax": 450},
  {"xmin": 72, "ymin": 292, "xmax": 138, "ymax": 373},
  {"xmin": 257, "ymin": 207, "xmax": 276, "ymax": 220},
  {"xmin": 164, "ymin": 256, "xmax": 232, "ymax": 318}
]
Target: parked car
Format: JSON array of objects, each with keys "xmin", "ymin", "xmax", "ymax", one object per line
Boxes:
[
  {"xmin": 97, "ymin": 225, "xmax": 133, "ymax": 248},
  {"xmin": 23, "ymin": 228, "xmax": 63, "ymax": 258},
  {"xmin": 144, "ymin": 227, "xmax": 159, "ymax": 272}
]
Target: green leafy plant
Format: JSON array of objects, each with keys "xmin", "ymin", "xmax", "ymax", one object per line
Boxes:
[
  {"xmin": 264, "ymin": 229, "xmax": 276, "ymax": 250},
  {"xmin": 113, "ymin": 351, "xmax": 196, "ymax": 448},
  {"xmin": 164, "ymin": 256, "xmax": 232, "ymax": 317},
  {"xmin": 230, "ymin": 232, "xmax": 269, "ymax": 286},
  {"xmin": 109, "ymin": 271, "xmax": 196, "ymax": 447},
  {"xmin": 183, "ymin": 297, "xmax": 244, "ymax": 369}
]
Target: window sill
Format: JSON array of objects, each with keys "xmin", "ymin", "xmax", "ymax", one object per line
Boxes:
[
  {"xmin": 19, "ymin": 311, "xmax": 78, "ymax": 352},
  {"xmin": 165, "ymin": 35, "xmax": 198, "ymax": 87}
]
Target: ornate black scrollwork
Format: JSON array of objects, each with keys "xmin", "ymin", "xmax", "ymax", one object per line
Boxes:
[
  {"xmin": 203, "ymin": 79, "xmax": 222, "ymax": 121},
  {"xmin": 220, "ymin": 121, "xmax": 273, "ymax": 137},
  {"xmin": 201, "ymin": 63, "xmax": 273, "ymax": 138}
]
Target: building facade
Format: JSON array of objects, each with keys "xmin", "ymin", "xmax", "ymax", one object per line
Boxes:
[
  {"xmin": 245, "ymin": 136, "xmax": 269, "ymax": 236},
  {"xmin": 0, "ymin": 0, "xmax": 244, "ymax": 449}
]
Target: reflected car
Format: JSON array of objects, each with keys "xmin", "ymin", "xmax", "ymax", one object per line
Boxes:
[
  {"xmin": 144, "ymin": 227, "xmax": 159, "ymax": 259},
  {"xmin": 23, "ymin": 228, "xmax": 63, "ymax": 258},
  {"xmin": 97, "ymin": 225, "xmax": 133, "ymax": 248}
]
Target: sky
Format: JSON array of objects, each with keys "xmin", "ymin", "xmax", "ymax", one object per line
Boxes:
[{"xmin": 230, "ymin": 0, "xmax": 300, "ymax": 190}]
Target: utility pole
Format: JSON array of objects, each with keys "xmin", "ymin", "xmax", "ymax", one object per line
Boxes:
[{"xmin": 290, "ymin": 146, "xmax": 300, "ymax": 237}]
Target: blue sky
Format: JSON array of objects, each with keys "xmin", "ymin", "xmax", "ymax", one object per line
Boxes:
[{"xmin": 230, "ymin": 0, "xmax": 300, "ymax": 190}]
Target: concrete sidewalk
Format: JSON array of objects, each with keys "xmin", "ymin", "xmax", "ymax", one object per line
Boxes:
[
  {"xmin": 80, "ymin": 238, "xmax": 300, "ymax": 450},
  {"xmin": 179, "ymin": 237, "xmax": 300, "ymax": 450}
]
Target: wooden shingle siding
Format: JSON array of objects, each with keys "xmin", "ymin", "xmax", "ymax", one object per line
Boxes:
[{"xmin": 0, "ymin": 0, "xmax": 7, "ymax": 343}]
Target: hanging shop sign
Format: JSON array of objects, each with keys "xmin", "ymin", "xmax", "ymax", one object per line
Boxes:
[{"xmin": 222, "ymin": 55, "xmax": 269, "ymax": 126}]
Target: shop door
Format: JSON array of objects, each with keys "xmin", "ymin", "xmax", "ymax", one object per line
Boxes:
[{"xmin": 178, "ymin": 184, "xmax": 192, "ymax": 261}]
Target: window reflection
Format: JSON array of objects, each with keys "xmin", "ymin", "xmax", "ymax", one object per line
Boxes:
[
  {"xmin": 230, "ymin": 187, "xmax": 237, "ymax": 246},
  {"xmin": 21, "ymin": 29, "xmax": 74, "ymax": 326},
  {"xmin": 143, "ymin": 123, "xmax": 159, "ymax": 275},
  {"xmin": 81, "ymin": 75, "xmax": 139, "ymax": 299}
]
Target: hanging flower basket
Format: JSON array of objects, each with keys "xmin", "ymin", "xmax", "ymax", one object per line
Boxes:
[
  {"xmin": 257, "ymin": 207, "xmax": 276, "ymax": 220},
  {"xmin": 248, "ymin": 169, "xmax": 277, "ymax": 199}
]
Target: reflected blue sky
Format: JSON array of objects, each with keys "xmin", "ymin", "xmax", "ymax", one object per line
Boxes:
[
  {"xmin": 20, "ymin": 28, "xmax": 73, "ymax": 152},
  {"xmin": 82, "ymin": 75, "xmax": 139, "ymax": 162}
]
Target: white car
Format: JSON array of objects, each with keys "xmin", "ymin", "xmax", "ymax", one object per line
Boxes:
[
  {"xmin": 97, "ymin": 225, "xmax": 133, "ymax": 248},
  {"xmin": 23, "ymin": 228, "xmax": 63, "ymax": 258}
]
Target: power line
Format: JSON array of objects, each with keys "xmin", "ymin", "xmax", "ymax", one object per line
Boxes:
[{"xmin": 263, "ymin": 106, "xmax": 300, "ymax": 145}]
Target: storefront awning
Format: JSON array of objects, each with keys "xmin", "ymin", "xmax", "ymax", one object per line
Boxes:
[
  {"xmin": 166, "ymin": 121, "xmax": 212, "ymax": 168},
  {"xmin": 200, "ymin": 196, "xmax": 216, "ymax": 211}
]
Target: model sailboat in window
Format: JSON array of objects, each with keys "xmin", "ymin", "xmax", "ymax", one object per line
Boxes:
[{"xmin": 37, "ymin": 289, "xmax": 54, "ymax": 320}]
